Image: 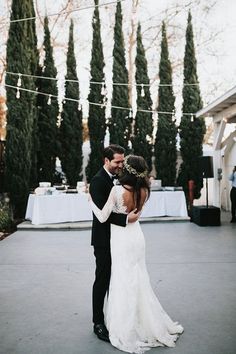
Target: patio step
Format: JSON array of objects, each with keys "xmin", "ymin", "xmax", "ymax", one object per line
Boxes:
[{"xmin": 17, "ymin": 216, "xmax": 190, "ymax": 231}]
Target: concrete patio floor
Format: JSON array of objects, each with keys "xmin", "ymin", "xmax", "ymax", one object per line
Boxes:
[{"xmin": 0, "ymin": 212, "xmax": 236, "ymax": 354}]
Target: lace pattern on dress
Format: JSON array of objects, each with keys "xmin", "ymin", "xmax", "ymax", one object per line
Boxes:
[{"xmin": 112, "ymin": 186, "xmax": 128, "ymax": 214}]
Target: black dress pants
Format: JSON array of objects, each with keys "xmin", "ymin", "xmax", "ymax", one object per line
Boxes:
[
  {"xmin": 93, "ymin": 247, "xmax": 111, "ymax": 325},
  {"xmin": 230, "ymin": 186, "xmax": 236, "ymax": 220}
]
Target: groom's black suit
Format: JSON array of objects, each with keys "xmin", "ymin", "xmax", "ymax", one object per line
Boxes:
[{"xmin": 90, "ymin": 167, "xmax": 127, "ymax": 325}]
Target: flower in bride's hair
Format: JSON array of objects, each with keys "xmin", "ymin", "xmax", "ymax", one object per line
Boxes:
[{"xmin": 123, "ymin": 155, "xmax": 148, "ymax": 178}]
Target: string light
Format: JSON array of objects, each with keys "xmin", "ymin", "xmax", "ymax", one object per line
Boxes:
[
  {"xmin": 101, "ymin": 82, "xmax": 106, "ymax": 96},
  {"xmin": 129, "ymin": 108, "xmax": 133, "ymax": 118},
  {"xmin": 16, "ymin": 87, "xmax": 20, "ymax": 99},
  {"xmin": 1, "ymin": 0, "xmax": 206, "ymax": 119},
  {"xmin": 141, "ymin": 84, "xmax": 145, "ymax": 97},
  {"xmin": 47, "ymin": 94, "xmax": 52, "ymax": 105},
  {"xmin": 5, "ymin": 83, "xmax": 196, "ymax": 116},
  {"xmin": 172, "ymin": 111, "xmax": 176, "ymax": 122},
  {"xmin": 17, "ymin": 74, "xmax": 22, "ymax": 87},
  {"xmin": 5, "ymin": 71, "xmax": 201, "ymax": 88}
]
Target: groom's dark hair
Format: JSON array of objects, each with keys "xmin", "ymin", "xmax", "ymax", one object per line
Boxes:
[{"xmin": 103, "ymin": 144, "xmax": 125, "ymax": 161}]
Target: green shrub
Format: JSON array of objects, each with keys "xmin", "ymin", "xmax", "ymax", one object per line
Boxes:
[{"xmin": 0, "ymin": 200, "xmax": 13, "ymax": 232}]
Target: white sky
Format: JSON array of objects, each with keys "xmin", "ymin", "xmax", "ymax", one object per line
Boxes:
[
  {"xmin": 1, "ymin": 0, "xmax": 236, "ymax": 118},
  {"xmin": 137, "ymin": 0, "xmax": 236, "ymax": 106}
]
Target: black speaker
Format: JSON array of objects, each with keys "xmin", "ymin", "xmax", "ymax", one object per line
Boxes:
[
  {"xmin": 199, "ymin": 156, "xmax": 214, "ymax": 178},
  {"xmin": 191, "ymin": 206, "xmax": 221, "ymax": 226}
]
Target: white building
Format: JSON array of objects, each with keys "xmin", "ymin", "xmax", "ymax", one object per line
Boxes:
[{"xmin": 196, "ymin": 86, "xmax": 236, "ymax": 210}]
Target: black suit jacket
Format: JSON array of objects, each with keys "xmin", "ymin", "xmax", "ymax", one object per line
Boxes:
[{"xmin": 90, "ymin": 167, "xmax": 127, "ymax": 247}]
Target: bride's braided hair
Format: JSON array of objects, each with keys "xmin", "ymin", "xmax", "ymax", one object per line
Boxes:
[{"xmin": 119, "ymin": 155, "xmax": 150, "ymax": 211}]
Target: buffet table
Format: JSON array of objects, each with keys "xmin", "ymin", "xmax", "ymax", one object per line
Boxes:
[
  {"xmin": 142, "ymin": 191, "xmax": 187, "ymax": 218},
  {"xmin": 25, "ymin": 193, "xmax": 92, "ymax": 225},
  {"xmin": 25, "ymin": 191, "xmax": 188, "ymax": 225}
]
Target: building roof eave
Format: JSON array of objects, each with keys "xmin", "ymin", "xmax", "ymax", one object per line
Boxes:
[{"xmin": 196, "ymin": 85, "xmax": 236, "ymax": 118}]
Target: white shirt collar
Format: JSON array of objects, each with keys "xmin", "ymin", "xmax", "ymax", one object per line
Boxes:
[{"xmin": 103, "ymin": 166, "xmax": 114, "ymax": 179}]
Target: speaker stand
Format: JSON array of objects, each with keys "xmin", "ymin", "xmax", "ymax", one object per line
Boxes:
[
  {"xmin": 191, "ymin": 176, "xmax": 221, "ymax": 226},
  {"xmin": 205, "ymin": 177, "xmax": 208, "ymax": 208}
]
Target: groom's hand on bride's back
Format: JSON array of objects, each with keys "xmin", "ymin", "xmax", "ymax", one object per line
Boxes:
[{"xmin": 128, "ymin": 209, "xmax": 140, "ymax": 223}]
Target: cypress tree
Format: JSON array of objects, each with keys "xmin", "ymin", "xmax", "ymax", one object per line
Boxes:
[
  {"xmin": 5, "ymin": 0, "xmax": 36, "ymax": 218},
  {"xmin": 177, "ymin": 12, "xmax": 206, "ymax": 199},
  {"xmin": 154, "ymin": 22, "xmax": 177, "ymax": 186},
  {"xmin": 132, "ymin": 22, "xmax": 153, "ymax": 172},
  {"xmin": 60, "ymin": 20, "xmax": 83, "ymax": 186},
  {"xmin": 37, "ymin": 17, "xmax": 59, "ymax": 183},
  {"xmin": 86, "ymin": 0, "xmax": 106, "ymax": 182},
  {"xmin": 109, "ymin": 0, "xmax": 131, "ymax": 150},
  {"xmin": 29, "ymin": 0, "xmax": 39, "ymax": 189}
]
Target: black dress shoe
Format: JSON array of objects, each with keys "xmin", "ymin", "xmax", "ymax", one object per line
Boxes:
[{"xmin": 94, "ymin": 324, "xmax": 110, "ymax": 342}]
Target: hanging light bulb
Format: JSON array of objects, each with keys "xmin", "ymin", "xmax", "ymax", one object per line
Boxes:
[
  {"xmin": 47, "ymin": 94, "xmax": 52, "ymax": 105},
  {"xmin": 129, "ymin": 108, "xmax": 133, "ymax": 118},
  {"xmin": 78, "ymin": 101, "xmax": 82, "ymax": 111},
  {"xmin": 172, "ymin": 110, "xmax": 175, "ymax": 122},
  {"xmin": 101, "ymin": 82, "xmax": 106, "ymax": 96},
  {"xmin": 104, "ymin": 86, "xmax": 108, "ymax": 97},
  {"xmin": 17, "ymin": 74, "xmax": 22, "ymax": 87},
  {"xmin": 16, "ymin": 87, "xmax": 20, "ymax": 99},
  {"xmin": 191, "ymin": 114, "xmax": 194, "ymax": 122},
  {"xmin": 141, "ymin": 84, "xmax": 145, "ymax": 97}
]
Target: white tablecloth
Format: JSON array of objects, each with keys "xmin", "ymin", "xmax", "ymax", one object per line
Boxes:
[
  {"xmin": 25, "ymin": 191, "xmax": 188, "ymax": 225},
  {"xmin": 25, "ymin": 193, "xmax": 92, "ymax": 225},
  {"xmin": 141, "ymin": 191, "xmax": 188, "ymax": 218}
]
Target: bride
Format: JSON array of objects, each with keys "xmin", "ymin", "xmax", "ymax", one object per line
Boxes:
[{"xmin": 89, "ymin": 155, "xmax": 184, "ymax": 353}]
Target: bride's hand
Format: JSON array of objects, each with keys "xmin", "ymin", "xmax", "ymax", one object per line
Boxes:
[{"xmin": 128, "ymin": 209, "xmax": 141, "ymax": 223}]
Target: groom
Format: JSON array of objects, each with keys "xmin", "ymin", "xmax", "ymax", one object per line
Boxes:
[{"xmin": 90, "ymin": 144, "xmax": 139, "ymax": 342}]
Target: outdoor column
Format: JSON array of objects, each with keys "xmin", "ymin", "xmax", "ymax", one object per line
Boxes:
[{"xmin": 212, "ymin": 119, "xmax": 226, "ymax": 207}]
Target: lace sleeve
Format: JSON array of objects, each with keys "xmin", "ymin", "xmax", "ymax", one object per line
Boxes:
[{"xmin": 90, "ymin": 186, "xmax": 116, "ymax": 223}]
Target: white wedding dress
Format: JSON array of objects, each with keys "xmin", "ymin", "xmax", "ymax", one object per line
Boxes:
[{"xmin": 90, "ymin": 185, "xmax": 184, "ymax": 354}]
